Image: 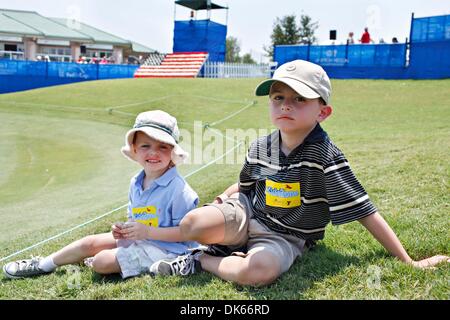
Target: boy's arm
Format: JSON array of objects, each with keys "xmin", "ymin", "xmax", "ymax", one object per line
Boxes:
[
  {"xmin": 147, "ymin": 226, "xmax": 184, "ymax": 242},
  {"xmin": 121, "ymin": 224, "xmax": 185, "ymax": 242},
  {"xmin": 214, "ymin": 183, "xmax": 239, "ymax": 204},
  {"xmin": 359, "ymin": 212, "xmax": 449, "ymax": 268}
]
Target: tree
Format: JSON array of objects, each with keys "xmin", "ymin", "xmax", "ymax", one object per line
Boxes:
[
  {"xmin": 299, "ymin": 14, "xmax": 318, "ymax": 44},
  {"xmin": 241, "ymin": 53, "xmax": 256, "ymax": 64},
  {"xmin": 264, "ymin": 15, "xmax": 300, "ymax": 58},
  {"xmin": 264, "ymin": 14, "xmax": 319, "ymax": 58},
  {"xmin": 226, "ymin": 36, "xmax": 242, "ymax": 63},
  {"xmin": 226, "ymin": 36, "xmax": 257, "ymax": 64}
]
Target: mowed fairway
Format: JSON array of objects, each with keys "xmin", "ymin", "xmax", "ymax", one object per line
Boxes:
[{"xmin": 0, "ymin": 78, "xmax": 448, "ymax": 299}]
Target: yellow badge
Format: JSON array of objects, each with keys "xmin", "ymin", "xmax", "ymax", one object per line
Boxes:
[
  {"xmin": 132, "ymin": 206, "xmax": 159, "ymax": 227},
  {"xmin": 265, "ymin": 180, "xmax": 301, "ymax": 208}
]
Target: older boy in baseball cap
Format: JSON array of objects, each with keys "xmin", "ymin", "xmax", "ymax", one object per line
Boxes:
[{"xmin": 150, "ymin": 60, "xmax": 448, "ymax": 285}]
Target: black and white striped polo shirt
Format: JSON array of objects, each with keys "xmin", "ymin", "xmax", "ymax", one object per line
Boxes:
[{"xmin": 239, "ymin": 124, "xmax": 377, "ymax": 241}]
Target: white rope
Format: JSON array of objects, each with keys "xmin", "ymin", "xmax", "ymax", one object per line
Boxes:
[
  {"xmin": 207, "ymin": 101, "xmax": 256, "ymax": 127},
  {"xmin": 186, "ymin": 94, "xmax": 247, "ymax": 104},
  {"xmin": 0, "ymin": 204, "xmax": 127, "ymax": 263},
  {"xmin": 0, "ymin": 140, "xmax": 243, "ymax": 263},
  {"xmin": 0, "ymin": 96, "xmax": 252, "ymax": 263},
  {"xmin": 106, "ymin": 95, "xmax": 175, "ymax": 111},
  {"xmin": 0, "ymin": 101, "xmax": 96, "ymax": 113},
  {"xmin": 183, "ymin": 141, "xmax": 243, "ymax": 179}
]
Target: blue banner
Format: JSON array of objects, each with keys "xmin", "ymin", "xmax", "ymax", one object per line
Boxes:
[
  {"xmin": 274, "ymin": 44, "xmax": 406, "ymax": 68},
  {"xmin": 173, "ymin": 19, "xmax": 227, "ymax": 62},
  {"xmin": 412, "ymin": 14, "xmax": 450, "ymax": 42}
]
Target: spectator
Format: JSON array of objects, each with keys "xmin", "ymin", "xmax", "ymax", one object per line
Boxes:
[
  {"xmin": 360, "ymin": 27, "xmax": 373, "ymax": 44},
  {"xmin": 346, "ymin": 32, "xmax": 355, "ymax": 44},
  {"xmin": 392, "ymin": 37, "xmax": 399, "ymax": 43},
  {"xmin": 90, "ymin": 53, "xmax": 98, "ymax": 64}
]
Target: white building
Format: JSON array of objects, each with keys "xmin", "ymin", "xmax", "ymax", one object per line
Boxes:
[{"xmin": 0, "ymin": 8, "xmax": 157, "ymax": 64}]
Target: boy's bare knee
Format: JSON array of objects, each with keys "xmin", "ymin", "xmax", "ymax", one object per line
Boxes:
[
  {"xmin": 237, "ymin": 269, "xmax": 278, "ymax": 287},
  {"xmin": 180, "ymin": 214, "xmax": 201, "ymax": 241},
  {"xmin": 91, "ymin": 252, "xmax": 110, "ymax": 274},
  {"xmin": 236, "ymin": 255, "xmax": 280, "ymax": 287}
]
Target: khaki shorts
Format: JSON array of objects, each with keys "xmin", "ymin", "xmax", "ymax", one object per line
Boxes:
[{"xmin": 208, "ymin": 197, "xmax": 306, "ymax": 274}]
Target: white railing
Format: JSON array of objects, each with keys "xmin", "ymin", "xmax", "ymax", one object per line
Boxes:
[
  {"xmin": 203, "ymin": 62, "xmax": 274, "ymax": 78},
  {"xmin": 0, "ymin": 51, "xmax": 25, "ymax": 60},
  {"xmin": 36, "ymin": 54, "xmax": 72, "ymax": 62}
]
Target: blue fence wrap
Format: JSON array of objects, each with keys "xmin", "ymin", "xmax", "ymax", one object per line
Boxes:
[
  {"xmin": 173, "ymin": 19, "xmax": 226, "ymax": 62},
  {"xmin": 1, "ymin": 14, "xmax": 449, "ymax": 94},
  {"xmin": 0, "ymin": 60, "xmax": 139, "ymax": 94},
  {"xmin": 411, "ymin": 14, "xmax": 450, "ymax": 42},
  {"xmin": 407, "ymin": 14, "xmax": 450, "ymax": 79},
  {"xmin": 275, "ymin": 43, "xmax": 407, "ymax": 68}
]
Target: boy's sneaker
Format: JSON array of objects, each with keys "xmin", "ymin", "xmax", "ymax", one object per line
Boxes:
[
  {"xmin": 149, "ymin": 244, "xmax": 245, "ymax": 276},
  {"xmin": 149, "ymin": 250, "xmax": 203, "ymax": 276},
  {"xmin": 3, "ymin": 256, "xmax": 51, "ymax": 279},
  {"xmin": 204, "ymin": 244, "xmax": 246, "ymax": 257}
]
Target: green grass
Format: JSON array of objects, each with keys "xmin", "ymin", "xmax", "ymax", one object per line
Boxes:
[{"xmin": 0, "ymin": 78, "xmax": 449, "ymax": 300}]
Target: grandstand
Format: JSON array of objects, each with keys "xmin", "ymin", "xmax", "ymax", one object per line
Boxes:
[
  {"xmin": 142, "ymin": 53, "xmax": 167, "ymax": 66},
  {"xmin": 134, "ymin": 1, "xmax": 226, "ymax": 78},
  {"xmin": 134, "ymin": 52, "xmax": 208, "ymax": 78}
]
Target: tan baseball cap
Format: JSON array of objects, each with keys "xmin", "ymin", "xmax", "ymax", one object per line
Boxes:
[{"xmin": 255, "ymin": 60, "xmax": 332, "ymax": 104}]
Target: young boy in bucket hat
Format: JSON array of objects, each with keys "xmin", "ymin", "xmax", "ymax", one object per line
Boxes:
[
  {"xmin": 149, "ymin": 60, "xmax": 449, "ymax": 286},
  {"xmin": 3, "ymin": 110, "xmax": 199, "ymax": 279}
]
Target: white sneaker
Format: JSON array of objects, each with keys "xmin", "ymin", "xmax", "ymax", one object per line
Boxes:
[
  {"xmin": 3, "ymin": 256, "xmax": 51, "ymax": 279},
  {"xmin": 149, "ymin": 250, "xmax": 203, "ymax": 276}
]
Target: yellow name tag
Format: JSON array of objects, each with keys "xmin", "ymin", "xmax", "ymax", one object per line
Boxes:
[
  {"xmin": 265, "ymin": 180, "xmax": 301, "ymax": 208},
  {"xmin": 132, "ymin": 206, "xmax": 159, "ymax": 227}
]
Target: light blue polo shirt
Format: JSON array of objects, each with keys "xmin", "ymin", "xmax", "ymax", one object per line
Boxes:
[{"xmin": 127, "ymin": 166, "xmax": 199, "ymax": 255}]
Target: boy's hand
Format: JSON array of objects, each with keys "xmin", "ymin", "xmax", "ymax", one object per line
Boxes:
[
  {"xmin": 111, "ymin": 222, "xmax": 125, "ymax": 239},
  {"xmin": 411, "ymin": 255, "xmax": 450, "ymax": 269},
  {"xmin": 121, "ymin": 222, "xmax": 151, "ymax": 241},
  {"xmin": 213, "ymin": 193, "xmax": 228, "ymax": 204}
]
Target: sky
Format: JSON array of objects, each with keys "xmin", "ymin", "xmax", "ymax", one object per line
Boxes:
[{"xmin": 1, "ymin": 0, "xmax": 449, "ymax": 63}]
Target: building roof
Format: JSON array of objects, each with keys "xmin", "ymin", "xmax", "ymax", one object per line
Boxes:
[
  {"xmin": 131, "ymin": 41, "xmax": 157, "ymax": 53},
  {"xmin": 50, "ymin": 18, "xmax": 129, "ymax": 45},
  {"xmin": 0, "ymin": 9, "xmax": 91, "ymax": 41},
  {"xmin": 0, "ymin": 10, "xmax": 43, "ymax": 36},
  {"xmin": 0, "ymin": 8, "xmax": 155, "ymax": 50}
]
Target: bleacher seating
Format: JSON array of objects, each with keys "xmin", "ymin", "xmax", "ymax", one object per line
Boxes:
[
  {"xmin": 143, "ymin": 53, "xmax": 166, "ymax": 66},
  {"xmin": 134, "ymin": 52, "xmax": 208, "ymax": 78}
]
